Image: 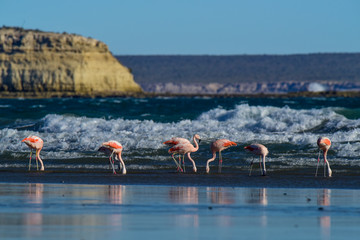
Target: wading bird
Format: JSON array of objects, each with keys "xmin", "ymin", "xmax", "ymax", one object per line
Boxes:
[
  {"xmin": 244, "ymin": 143, "xmax": 269, "ymax": 176},
  {"xmin": 100, "ymin": 140, "xmax": 126, "ymax": 174},
  {"xmin": 316, "ymin": 137, "xmax": 332, "ymax": 177},
  {"xmin": 168, "ymin": 134, "xmax": 201, "ymax": 173},
  {"xmin": 164, "ymin": 134, "xmax": 200, "ymax": 172},
  {"xmin": 22, "ymin": 136, "xmax": 44, "ymax": 171},
  {"xmin": 206, "ymin": 139, "xmax": 237, "ymax": 173}
]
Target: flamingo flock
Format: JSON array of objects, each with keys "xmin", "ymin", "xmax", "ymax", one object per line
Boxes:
[{"xmin": 21, "ymin": 135, "xmax": 333, "ymax": 177}]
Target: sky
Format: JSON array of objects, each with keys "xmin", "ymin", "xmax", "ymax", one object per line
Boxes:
[{"xmin": 1, "ymin": 0, "xmax": 359, "ymax": 55}]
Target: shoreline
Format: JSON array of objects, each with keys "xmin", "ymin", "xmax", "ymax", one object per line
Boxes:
[
  {"xmin": 1, "ymin": 90, "xmax": 360, "ymax": 99},
  {"xmin": 1, "ymin": 170, "xmax": 360, "ymax": 190}
]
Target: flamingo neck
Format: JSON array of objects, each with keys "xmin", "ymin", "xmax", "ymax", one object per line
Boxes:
[
  {"xmin": 323, "ymin": 150, "xmax": 332, "ymax": 177},
  {"xmin": 192, "ymin": 137, "xmax": 199, "ymax": 151},
  {"xmin": 187, "ymin": 152, "xmax": 197, "ymax": 172},
  {"xmin": 206, "ymin": 152, "xmax": 216, "ymax": 173},
  {"xmin": 36, "ymin": 149, "xmax": 44, "ymax": 171},
  {"xmin": 118, "ymin": 152, "xmax": 127, "ymax": 174},
  {"xmin": 261, "ymin": 154, "xmax": 266, "ymax": 176}
]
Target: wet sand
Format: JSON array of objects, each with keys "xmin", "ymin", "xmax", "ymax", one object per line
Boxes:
[
  {"xmin": 0, "ymin": 182, "xmax": 360, "ymax": 240},
  {"xmin": 0, "ymin": 170, "xmax": 360, "ymax": 189}
]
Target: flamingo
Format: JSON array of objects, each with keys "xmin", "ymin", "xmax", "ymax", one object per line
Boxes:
[
  {"xmin": 100, "ymin": 140, "xmax": 126, "ymax": 174},
  {"xmin": 206, "ymin": 139, "xmax": 237, "ymax": 173},
  {"xmin": 168, "ymin": 134, "xmax": 201, "ymax": 173},
  {"xmin": 98, "ymin": 146, "xmax": 121, "ymax": 172},
  {"xmin": 21, "ymin": 136, "xmax": 44, "ymax": 171},
  {"xmin": 316, "ymin": 137, "xmax": 332, "ymax": 177},
  {"xmin": 244, "ymin": 143, "xmax": 269, "ymax": 176},
  {"xmin": 164, "ymin": 134, "xmax": 200, "ymax": 172}
]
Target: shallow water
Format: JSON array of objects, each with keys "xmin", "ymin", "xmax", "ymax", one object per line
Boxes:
[
  {"xmin": 0, "ymin": 183, "xmax": 359, "ymax": 239},
  {"xmin": 1, "ymin": 97, "xmax": 360, "ymax": 176}
]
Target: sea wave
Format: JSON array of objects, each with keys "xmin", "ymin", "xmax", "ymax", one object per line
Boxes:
[{"xmin": 0, "ymin": 104, "xmax": 360, "ymax": 162}]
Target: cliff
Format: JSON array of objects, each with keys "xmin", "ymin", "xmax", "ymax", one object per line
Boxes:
[{"xmin": 0, "ymin": 27, "xmax": 142, "ymax": 98}]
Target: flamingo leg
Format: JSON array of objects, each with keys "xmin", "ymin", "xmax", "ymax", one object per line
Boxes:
[
  {"xmin": 218, "ymin": 151, "xmax": 223, "ymax": 173},
  {"xmin": 182, "ymin": 154, "xmax": 186, "ymax": 173},
  {"xmin": 315, "ymin": 150, "xmax": 321, "ymax": 177},
  {"xmin": 325, "ymin": 160, "xmax": 332, "ymax": 177},
  {"xmin": 109, "ymin": 151, "xmax": 116, "ymax": 174},
  {"xmin": 249, "ymin": 158, "xmax": 254, "ymax": 176},
  {"xmin": 36, "ymin": 151, "xmax": 39, "ymax": 171},
  {"xmin": 28, "ymin": 150, "xmax": 32, "ymax": 171},
  {"xmin": 323, "ymin": 155, "xmax": 326, "ymax": 177},
  {"xmin": 178, "ymin": 155, "xmax": 182, "ymax": 170},
  {"xmin": 109, "ymin": 151, "xmax": 114, "ymax": 169},
  {"xmin": 259, "ymin": 156, "xmax": 263, "ymax": 175},
  {"xmin": 171, "ymin": 153, "xmax": 183, "ymax": 172},
  {"xmin": 178, "ymin": 154, "xmax": 183, "ymax": 172}
]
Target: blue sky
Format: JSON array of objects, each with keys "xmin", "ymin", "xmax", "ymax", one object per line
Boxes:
[{"xmin": 1, "ymin": 0, "xmax": 359, "ymax": 55}]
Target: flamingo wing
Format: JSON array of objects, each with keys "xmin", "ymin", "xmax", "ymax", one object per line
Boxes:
[
  {"xmin": 245, "ymin": 143, "xmax": 268, "ymax": 156},
  {"xmin": 102, "ymin": 141, "xmax": 122, "ymax": 150},
  {"xmin": 317, "ymin": 137, "xmax": 331, "ymax": 149},
  {"xmin": 22, "ymin": 136, "xmax": 43, "ymax": 149},
  {"xmin": 163, "ymin": 137, "xmax": 190, "ymax": 146}
]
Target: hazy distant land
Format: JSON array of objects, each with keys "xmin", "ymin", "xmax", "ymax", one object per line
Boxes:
[
  {"xmin": 117, "ymin": 54, "xmax": 360, "ymax": 95},
  {"xmin": 1, "ymin": 27, "xmax": 359, "ymax": 97}
]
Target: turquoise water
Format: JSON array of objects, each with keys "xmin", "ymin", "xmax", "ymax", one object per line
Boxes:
[{"xmin": 0, "ymin": 97, "xmax": 360, "ymax": 175}]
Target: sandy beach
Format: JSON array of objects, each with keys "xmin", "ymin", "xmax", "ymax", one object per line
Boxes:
[{"xmin": 0, "ymin": 172, "xmax": 360, "ymax": 239}]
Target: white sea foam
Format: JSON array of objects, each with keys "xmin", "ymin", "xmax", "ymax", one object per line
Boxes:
[{"xmin": 1, "ymin": 104, "xmax": 360, "ymax": 161}]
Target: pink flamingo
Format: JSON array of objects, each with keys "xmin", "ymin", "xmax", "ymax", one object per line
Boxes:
[
  {"xmin": 22, "ymin": 136, "xmax": 44, "ymax": 171},
  {"xmin": 206, "ymin": 139, "xmax": 237, "ymax": 173},
  {"xmin": 100, "ymin": 140, "xmax": 126, "ymax": 174},
  {"xmin": 164, "ymin": 134, "xmax": 200, "ymax": 172},
  {"xmin": 98, "ymin": 146, "xmax": 120, "ymax": 172},
  {"xmin": 168, "ymin": 134, "xmax": 201, "ymax": 173},
  {"xmin": 244, "ymin": 143, "xmax": 269, "ymax": 176},
  {"xmin": 316, "ymin": 137, "xmax": 332, "ymax": 177}
]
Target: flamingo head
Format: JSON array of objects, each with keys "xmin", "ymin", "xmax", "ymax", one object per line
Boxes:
[
  {"xmin": 244, "ymin": 145, "xmax": 253, "ymax": 151},
  {"xmin": 98, "ymin": 146, "xmax": 112, "ymax": 155},
  {"xmin": 194, "ymin": 134, "xmax": 201, "ymax": 143}
]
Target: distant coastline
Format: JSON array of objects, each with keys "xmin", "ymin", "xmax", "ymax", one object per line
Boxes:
[
  {"xmin": 1, "ymin": 88, "xmax": 360, "ymax": 99},
  {"xmin": 117, "ymin": 53, "xmax": 360, "ymax": 95}
]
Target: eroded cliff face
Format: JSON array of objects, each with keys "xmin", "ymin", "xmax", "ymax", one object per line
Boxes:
[{"xmin": 0, "ymin": 27, "xmax": 142, "ymax": 97}]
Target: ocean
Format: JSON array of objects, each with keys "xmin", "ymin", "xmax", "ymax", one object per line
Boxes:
[
  {"xmin": 0, "ymin": 96, "xmax": 360, "ymax": 177},
  {"xmin": 1, "ymin": 96, "xmax": 360, "ymax": 239}
]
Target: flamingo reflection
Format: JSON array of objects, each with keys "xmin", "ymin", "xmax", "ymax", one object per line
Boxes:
[
  {"xmin": 168, "ymin": 187, "xmax": 199, "ymax": 227},
  {"xmin": 318, "ymin": 189, "xmax": 331, "ymax": 240},
  {"xmin": 107, "ymin": 185, "xmax": 126, "ymax": 228},
  {"xmin": 206, "ymin": 187, "xmax": 235, "ymax": 204},
  {"xmin": 24, "ymin": 183, "xmax": 44, "ymax": 236},
  {"xmin": 108, "ymin": 185, "xmax": 126, "ymax": 205}
]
